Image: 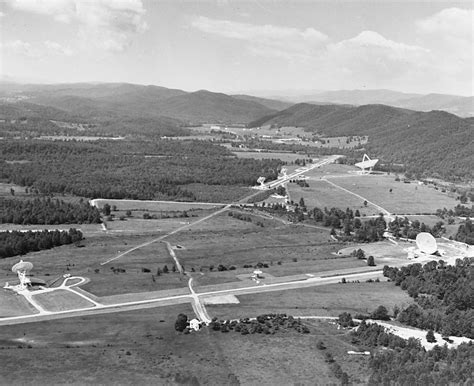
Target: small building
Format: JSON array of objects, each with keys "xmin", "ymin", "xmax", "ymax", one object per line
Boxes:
[{"xmin": 189, "ymin": 319, "xmax": 201, "ymax": 331}]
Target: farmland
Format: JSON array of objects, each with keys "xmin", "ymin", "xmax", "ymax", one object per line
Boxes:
[
  {"xmin": 330, "ymin": 174, "xmax": 459, "ymax": 214},
  {"xmin": 208, "ymin": 282, "xmax": 413, "ymax": 320},
  {"xmin": 0, "ymin": 303, "xmax": 371, "ymax": 385}
]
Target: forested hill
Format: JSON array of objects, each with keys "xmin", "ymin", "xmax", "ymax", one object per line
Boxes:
[
  {"xmin": 1, "ymin": 83, "xmax": 278, "ymax": 125},
  {"xmin": 249, "ymin": 104, "xmax": 474, "ymax": 181}
]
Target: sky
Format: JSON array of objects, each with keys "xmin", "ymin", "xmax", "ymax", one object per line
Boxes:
[{"xmin": 0, "ymin": 0, "xmax": 473, "ymax": 96}]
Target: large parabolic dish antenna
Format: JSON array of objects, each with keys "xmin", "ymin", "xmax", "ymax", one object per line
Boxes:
[
  {"xmin": 416, "ymin": 233, "xmax": 437, "ymax": 255},
  {"xmin": 11, "ymin": 260, "xmax": 33, "ymax": 274},
  {"xmin": 355, "ymin": 154, "xmax": 379, "ymax": 171}
]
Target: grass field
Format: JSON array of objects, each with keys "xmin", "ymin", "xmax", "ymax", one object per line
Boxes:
[
  {"xmin": 33, "ymin": 290, "xmax": 95, "ymax": 312},
  {"xmin": 208, "ymin": 282, "xmax": 413, "ymax": 320},
  {"xmin": 91, "ymin": 198, "xmax": 225, "ymax": 211},
  {"xmin": 0, "ymin": 290, "xmax": 38, "ymax": 317},
  {"xmin": 0, "ymin": 231, "xmax": 189, "ymax": 298},
  {"xmin": 0, "ymin": 303, "xmax": 369, "ymax": 385},
  {"xmin": 232, "ymin": 151, "xmax": 307, "ymax": 162},
  {"xmin": 165, "ymin": 214, "xmax": 369, "ymax": 287},
  {"xmin": 329, "ymin": 175, "xmax": 459, "ymax": 214},
  {"xmin": 287, "ymin": 180, "xmax": 382, "ymax": 215}
]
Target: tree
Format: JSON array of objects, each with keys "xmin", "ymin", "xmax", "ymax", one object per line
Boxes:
[
  {"xmin": 103, "ymin": 203, "xmax": 111, "ymax": 216},
  {"xmin": 175, "ymin": 313, "xmax": 188, "ymax": 332},
  {"xmin": 367, "ymin": 256, "xmax": 376, "ymax": 266},
  {"xmin": 163, "ymin": 265, "xmax": 169, "ymax": 273},
  {"xmin": 338, "ymin": 312, "xmax": 355, "ymax": 327},
  {"xmin": 364, "ymin": 200, "xmax": 368, "ymax": 207},
  {"xmin": 426, "ymin": 329, "xmax": 437, "ymax": 343},
  {"xmin": 371, "ymin": 305, "xmax": 390, "ymax": 321},
  {"xmin": 125, "ymin": 210, "xmax": 132, "ymax": 217},
  {"xmin": 10, "ymin": 188, "xmax": 15, "ymax": 196},
  {"xmin": 356, "ymin": 249, "xmax": 366, "ymax": 260}
]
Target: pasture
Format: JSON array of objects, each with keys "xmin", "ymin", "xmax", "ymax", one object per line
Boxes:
[
  {"xmin": 287, "ymin": 180, "xmax": 382, "ymax": 215},
  {"xmin": 165, "ymin": 213, "xmax": 369, "ymax": 287},
  {"xmin": 208, "ymin": 282, "xmax": 413, "ymax": 320},
  {"xmin": 90, "ymin": 198, "xmax": 225, "ymax": 211},
  {"xmin": 0, "ymin": 303, "xmax": 368, "ymax": 385},
  {"xmin": 33, "ymin": 290, "xmax": 95, "ymax": 312},
  {"xmin": 232, "ymin": 150, "xmax": 308, "ymax": 163},
  {"xmin": 0, "ymin": 231, "xmax": 188, "ymax": 298},
  {"xmin": 329, "ymin": 175, "xmax": 459, "ymax": 214},
  {"xmin": 0, "ymin": 290, "xmax": 38, "ymax": 317}
]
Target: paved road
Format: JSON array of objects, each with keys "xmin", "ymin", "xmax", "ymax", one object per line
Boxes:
[{"xmin": 0, "ymin": 269, "xmax": 383, "ymax": 326}]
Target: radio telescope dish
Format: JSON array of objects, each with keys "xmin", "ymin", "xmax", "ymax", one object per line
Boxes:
[
  {"xmin": 416, "ymin": 233, "xmax": 437, "ymax": 255},
  {"xmin": 355, "ymin": 154, "xmax": 379, "ymax": 173},
  {"xmin": 12, "ymin": 260, "xmax": 33, "ymax": 274}
]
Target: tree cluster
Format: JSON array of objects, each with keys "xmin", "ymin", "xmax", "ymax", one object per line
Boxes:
[
  {"xmin": 352, "ymin": 321, "xmax": 473, "ymax": 385},
  {"xmin": 228, "ymin": 211, "xmax": 264, "ymax": 227},
  {"xmin": 388, "ymin": 216, "xmax": 445, "ymax": 239},
  {"xmin": 0, "ymin": 197, "xmax": 101, "ymax": 225},
  {"xmin": 0, "ymin": 228, "xmax": 83, "ymax": 259},
  {"xmin": 208, "ymin": 314, "xmax": 310, "ymax": 335},
  {"xmin": 455, "ymin": 219, "xmax": 473, "ymax": 245},
  {"xmin": 383, "ymin": 258, "xmax": 473, "ymax": 338}
]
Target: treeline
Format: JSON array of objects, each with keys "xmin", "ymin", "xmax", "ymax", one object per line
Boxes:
[
  {"xmin": 383, "ymin": 258, "xmax": 473, "ymax": 338},
  {"xmin": 0, "ymin": 139, "xmax": 282, "ymax": 202},
  {"xmin": 207, "ymin": 314, "xmax": 310, "ymax": 335},
  {"xmin": 436, "ymin": 204, "xmax": 474, "ymax": 219},
  {"xmin": 388, "ymin": 216, "xmax": 445, "ymax": 239},
  {"xmin": 0, "ymin": 197, "xmax": 101, "ymax": 225},
  {"xmin": 455, "ymin": 219, "xmax": 473, "ymax": 245},
  {"xmin": 352, "ymin": 322, "xmax": 473, "ymax": 385},
  {"xmin": 0, "ymin": 228, "xmax": 83, "ymax": 259}
]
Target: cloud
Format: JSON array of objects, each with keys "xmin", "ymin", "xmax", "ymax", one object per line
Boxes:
[
  {"xmin": 2, "ymin": 40, "xmax": 39, "ymax": 57},
  {"xmin": 0, "ymin": 11, "xmax": 5, "ymax": 17},
  {"xmin": 321, "ymin": 31, "xmax": 430, "ymax": 87},
  {"xmin": 44, "ymin": 40, "xmax": 73, "ymax": 56},
  {"xmin": 416, "ymin": 7, "xmax": 473, "ymax": 41},
  {"xmin": 415, "ymin": 7, "xmax": 473, "ymax": 90},
  {"xmin": 3, "ymin": 39, "xmax": 74, "ymax": 57},
  {"xmin": 6, "ymin": 0, "xmax": 148, "ymax": 52},
  {"xmin": 191, "ymin": 16, "xmax": 328, "ymax": 60}
]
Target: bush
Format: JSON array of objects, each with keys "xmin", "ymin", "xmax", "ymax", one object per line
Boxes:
[{"xmin": 175, "ymin": 313, "xmax": 188, "ymax": 332}]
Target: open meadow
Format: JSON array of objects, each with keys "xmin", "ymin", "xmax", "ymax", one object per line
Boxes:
[
  {"xmin": 0, "ymin": 303, "xmax": 371, "ymax": 385},
  {"xmin": 0, "ymin": 229, "xmax": 188, "ymax": 297},
  {"xmin": 165, "ymin": 212, "xmax": 370, "ymax": 287},
  {"xmin": 0, "ymin": 290, "xmax": 38, "ymax": 317},
  {"xmin": 328, "ymin": 175, "xmax": 459, "ymax": 214},
  {"xmin": 287, "ymin": 180, "xmax": 382, "ymax": 215},
  {"xmin": 208, "ymin": 281, "xmax": 413, "ymax": 320}
]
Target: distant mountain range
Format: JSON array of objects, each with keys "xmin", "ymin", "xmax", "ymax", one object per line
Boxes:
[
  {"xmin": 1, "ymin": 81, "xmax": 472, "ymax": 180},
  {"xmin": 249, "ymin": 102, "xmax": 473, "ymax": 180},
  {"xmin": 269, "ymin": 89, "xmax": 474, "ymax": 118},
  {"xmin": 0, "ymin": 82, "xmax": 276, "ymax": 124}
]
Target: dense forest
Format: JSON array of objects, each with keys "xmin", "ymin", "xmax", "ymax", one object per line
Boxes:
[
  {"xmin": 352, "ymin": 322, "xmax": 473, "ymax": 385},
  {"xmin": 0, "ymin": 228, "xmax": 83, "ymax": 259},
  {"xmin": 383, "ymin": 258, "xmax": 473, "ymax": 338},
  {"xmin": 0, "ymin": 197, "xmax": 101, "ymax": 225},
  {"xmin": 0, "ymin": 139, "xmax": 282, "ymax": 202}
]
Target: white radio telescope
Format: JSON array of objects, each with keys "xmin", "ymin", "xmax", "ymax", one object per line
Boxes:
[
  {"xmin": 355, "ymin": 154, "xmax": 379, "ymax": 173},
  {"xmin": 5, "ymin": 260, "xmax": 34, "ymax": 291},
  {"xmin": 256, "ymin": 176, "xmax": 267, "ymax": 189},
  {"xmin": 416, "ymin": 232, "xmax": 438, "ymax": 255}
]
